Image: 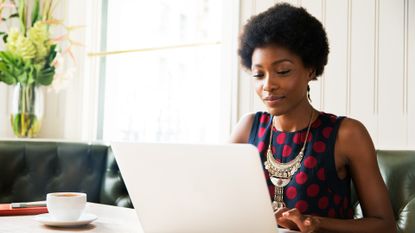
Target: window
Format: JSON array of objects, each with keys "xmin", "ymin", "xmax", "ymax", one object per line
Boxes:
[{"xmin": 97, "ymin": 0, "xmax": 237, "ymax": 143}]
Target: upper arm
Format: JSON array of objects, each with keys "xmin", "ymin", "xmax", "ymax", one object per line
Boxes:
[
  {"xmin": 229, "ymin": 113, "xmax": 256, "ymax": 143},
  {"xmin": 337, "ymin": 119, "xmax": 395, "ymax": 221}
]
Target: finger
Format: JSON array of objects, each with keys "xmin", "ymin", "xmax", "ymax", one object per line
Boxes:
[
  {"xmin": 303, "ymin": 216, "xmax": 320, "ymax": 232},
  {"xmin": 282, "ymin": 208, "xmax": 302, "ymax": 222},
  {"xmin": 274, "ymin": 207, "xmax": 289, "ymax": 216},
  {"xmin": 281, "ymin": 209, "xmax": 308, "ymax": 230},
  {"xmin": 276, "ymin": 217, "xmax": 299, "ymax": 231},
  {"xmin": 274, "ymin": 208, "xmax": 298, "ymax": 230},
  {"xmin": 304, "ymin": 217, "xmax": 313, "ymax": 226},
  {"xmin": 283, "ymin": 211, "xmax": 319, "ymax": 233}
]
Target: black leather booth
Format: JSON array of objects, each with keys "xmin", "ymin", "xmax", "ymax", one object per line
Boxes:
[{"xmin": 0, "ymin": 140, "xmax": 132, "ymax": 207}]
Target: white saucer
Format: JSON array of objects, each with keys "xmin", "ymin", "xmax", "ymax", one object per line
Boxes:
[{"xmin": 34, "ymin": 213, "xmax": 97, "ymax": 227}]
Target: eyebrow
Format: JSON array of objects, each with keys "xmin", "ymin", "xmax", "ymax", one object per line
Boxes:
[{"xmin": 252, "ymin": 59, "xmax": 293, "ymax": 68}]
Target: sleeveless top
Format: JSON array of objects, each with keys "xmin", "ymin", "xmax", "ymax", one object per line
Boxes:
[{"xmin": 248, "ymin": 111, "xmax": 354, "ymax": 219}]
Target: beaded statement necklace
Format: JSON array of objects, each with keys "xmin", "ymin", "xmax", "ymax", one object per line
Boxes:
[{"xmin": 264, "ymin": 111, "xmax": 314, "ymax": 210}]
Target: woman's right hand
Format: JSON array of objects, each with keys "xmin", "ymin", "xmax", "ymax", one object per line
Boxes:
[
  {"xmin": 275, "ymin": 208, "xmax": 321, "ymax": 233},
  {"xmin": 274, "ymin": 207, "xmax": 299, "ymax": 230}
]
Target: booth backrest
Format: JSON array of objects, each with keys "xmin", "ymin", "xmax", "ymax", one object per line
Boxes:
[
  {"xmin": 1, "ymin": 141, "xmax": 414, "ymax": 232},
  {"xmin": 0, "ymin": 140, "xmax": 132, "ymax": 207},
  {"xmin": 352, "ymin": 150, "xmax": 415, "ymax": 233}
]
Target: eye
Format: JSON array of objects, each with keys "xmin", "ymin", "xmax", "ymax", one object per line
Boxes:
[
  {"xmin": 276, "ymin": 70, "xmax": 291, "ymax": 75},
  {"xmin": 252, "ymin": 73, "xmax": 264, "ymax": 79}
]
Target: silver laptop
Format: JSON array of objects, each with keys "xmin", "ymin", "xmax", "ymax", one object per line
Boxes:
[{"xmin": 111, "ymin": 142, "xmax": 279, "ymax": 233}]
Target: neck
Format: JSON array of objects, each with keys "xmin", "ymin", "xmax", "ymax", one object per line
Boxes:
[{"xmin": 276, "ymin": 103, "xmax": 316, "ymax": 132}]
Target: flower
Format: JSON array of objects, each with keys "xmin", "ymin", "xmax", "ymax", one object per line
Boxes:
[{"xmin": 0, "ymin": 0, "xmax": 76, "ymax": 88}]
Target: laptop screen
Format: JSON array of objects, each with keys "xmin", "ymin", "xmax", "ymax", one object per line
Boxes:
[{"xmin": 112, "ymin": 142, "xmax": 279, "ymax": 233}]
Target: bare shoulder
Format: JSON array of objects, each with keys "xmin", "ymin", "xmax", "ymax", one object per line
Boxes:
[
  {"xmin": 338, "ymin": 118, "xmax": 372, "ymax": 144},
  {"xmin": 337, "ymin": 117, "xmax": 376, "ymax": 161},
  {"xmin": 229, "ymin": 113, "xmax": 256, "ymax": 143}
]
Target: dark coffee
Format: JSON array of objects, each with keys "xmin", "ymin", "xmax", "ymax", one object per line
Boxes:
[{"xmin": 53, "ymin": 193, "xmax": 80, "ymax": 197}]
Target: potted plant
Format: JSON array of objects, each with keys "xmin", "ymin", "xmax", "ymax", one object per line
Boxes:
[{"xmin": 0, "ymin": 0, "xmax": 75, "ymax": 137}]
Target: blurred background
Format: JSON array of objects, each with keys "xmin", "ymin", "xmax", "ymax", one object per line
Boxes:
[{"xmin": 0, "ymin": 0, "xmax": 413, "ymax": 149}]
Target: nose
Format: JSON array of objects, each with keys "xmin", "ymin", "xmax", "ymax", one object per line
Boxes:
[{"xmin": 262, "ymin": 73, "xmax": 275, "ymax": 92}]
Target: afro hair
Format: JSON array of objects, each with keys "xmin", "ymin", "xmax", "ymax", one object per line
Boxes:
[{"xmin": 238, "ymin": 3, "xmax": 329, "ymax": 78}]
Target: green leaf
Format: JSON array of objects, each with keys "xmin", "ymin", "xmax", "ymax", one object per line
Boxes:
[
  {"xmin": 46, "ymin": 44, "xmax": 57, "ymax": 64},
  {"xmin": 27, "ymin": 66, "xmax": 35, "ymax": 84},
  {"xmin": 18, "ymin": 0, "xmax": 26, "ymax": 35},
  {"xmin": 31, "ymin": 0, "xmax": 40, "ymax": 26},
  {"xmin": 36, "ymin": 66, "xmax": 55, "ymax": 86},
  {"xmin": 17, "ymin": 72, "xmax": 27, "ymax": 84},
  {"xmin": 0, "ymin": 51, "xmax": 14, "ymax": 64},
  {"xmin": 2, "ymin": 34, "xmax": 7, "ymax": 43},
  {"xmin": 0, "ymin": 63, "xmax": 12, "ymax": 76},
  {"xmin": 0, "ymin": 73, "xmax": 17, "ymax": 85}
]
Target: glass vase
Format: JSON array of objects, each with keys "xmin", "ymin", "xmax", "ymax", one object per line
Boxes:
[{"xmin": 10, "ymin": 83, "xmax": 44, "ymax": 137}]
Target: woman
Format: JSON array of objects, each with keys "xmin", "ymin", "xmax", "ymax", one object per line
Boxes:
[{"xmin": 231, "ymin": 3, "xmax": 396, "ymax": 233}]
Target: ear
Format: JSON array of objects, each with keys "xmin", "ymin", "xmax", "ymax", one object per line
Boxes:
[{"xmin": 308, "ymin": 69, "xmax": 316, "ymax": 81}]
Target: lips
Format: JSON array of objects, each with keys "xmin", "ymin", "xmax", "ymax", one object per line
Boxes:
[
  {"xmin": 263, "ymin": 95, "xmax": 285, "ymax": 107},
  {"xmin": 263, "ymin": 95, "xmax": 285, "ymax": 101}
]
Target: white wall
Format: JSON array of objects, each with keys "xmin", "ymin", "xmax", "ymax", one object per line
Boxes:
[{"xmin": 237, "ymin": 0, "xmax": 415, "ymax": 149}]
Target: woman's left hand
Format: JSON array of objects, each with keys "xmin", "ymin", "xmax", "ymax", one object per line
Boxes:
[{"xmin": 279, "ymin": 208, "xmax": 321, "ymax": 233}]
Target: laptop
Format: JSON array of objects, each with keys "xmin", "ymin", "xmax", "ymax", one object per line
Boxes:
[{"xmin": 111, "ymin": 142, "xmax": 280, "ymax": 233}]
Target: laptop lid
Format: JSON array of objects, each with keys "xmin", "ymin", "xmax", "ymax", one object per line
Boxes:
[{"xmin": 112, "ymin": 142, "xmax": 278, "ymax": 233}]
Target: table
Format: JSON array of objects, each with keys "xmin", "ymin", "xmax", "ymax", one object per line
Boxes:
[{"xmin": 0, "ymin": 203, "xmax": 298, "ymax": 232}]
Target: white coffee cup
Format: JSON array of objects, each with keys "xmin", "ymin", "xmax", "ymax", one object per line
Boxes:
[{"xmin": 46, "ymin": 192, "xmax": 87, "ymax": 221}]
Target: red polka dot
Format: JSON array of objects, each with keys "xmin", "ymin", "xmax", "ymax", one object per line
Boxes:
[
  {"xmin": 311, "ymin": 118, "xmax": 321, "ymax": 128},
  {"xmin": 317, "ymin": 168, "xmax": 325, "ymax": 181},
  {"xmin": 330, "ymin": 115, "xmax": 337, "ymax": 123},
  {"xmin": 305, "ymin": 133, "xmax": 313, "ymax": 142},
  {"xmin": 293, "ymin": 132, "xmax": 312, "ymax": 144},
  {"xmin": 276, "ymin": 133, "xmax": 286, "ymax": 144},
  {"xmin": 307, "ymin": 184, "xmax": 320, "ymax": 197},
  {"xmin": 271, "ymin": 146, "xmax": 276, "ymax": 154},
  {"xmin": 295, "ymin": 172, "xmax": 308, "ymax": 185},
  {"xmin": 322, "ymin": 127, "xmax": 333, "ymax": 139},
  {"xmin": 293, "ymin": 132, "xmax": 302, "ymax": 144},
  {"xmin": 257, "ymin": 142, "xmax": 264, "ymax": 152},
  {"xmin": 334, "ymin": 195, "xmax": 341, "ymax": 205},
  {"xmin": 260, "ymin": 114, "xmax": 270, "ymax": 123},
  {"xmin": 282, "ymin": 145, "xmax": 292, "ymax": 157},
  {"xmin": 286, "ymin": 186, "xmax": 297, "ymax": 199},
  {"xmin": 318, "ymin": 196, "xmax": 328, "ymax": 209},
  {"xmin": 304, "ymin": 156, "xmax": 317, "ymax": 169},
  {"xmin": 295, "ymin": 200, "xmax": 308, "ymax": 213},
  {"xmin": 328, "ymin": 208, "xmax": 336, "ymax": 217},
  {"xmin": 258, "ymin": 127, "xmax": 266, "ymax": 138},
  {"xmin": 313, "ymin": 141, "xmax": 326, "ymax": 153}
]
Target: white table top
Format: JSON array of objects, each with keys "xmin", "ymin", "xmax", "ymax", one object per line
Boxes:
[{"xmin": 0, "ymin": 202, "xmax": 298, "ymax": 233}]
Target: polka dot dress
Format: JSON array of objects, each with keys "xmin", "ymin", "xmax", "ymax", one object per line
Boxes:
[{"xmin": 248, "ymin": 112, "xmax": 354, "ymax": 219}]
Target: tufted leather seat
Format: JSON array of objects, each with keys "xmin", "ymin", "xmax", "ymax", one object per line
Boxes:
[
  {"xmin": 352, "ymin": 150, "xmax": 415, "ymax": 233},
  {"xmin": 0, "ymin": 140, "xmax": 132, "ymax": 208}
]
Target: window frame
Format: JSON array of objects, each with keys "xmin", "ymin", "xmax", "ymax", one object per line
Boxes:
[{"xmin": 82, "ymin": 0, "xmax": 240, "ymax": 142}]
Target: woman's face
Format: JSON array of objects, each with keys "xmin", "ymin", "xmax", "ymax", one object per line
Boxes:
[{"xmin": 251, "ymin": 44, "xmax": 313, "ymax": 116}]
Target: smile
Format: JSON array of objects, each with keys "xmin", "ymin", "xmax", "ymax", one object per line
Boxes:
[{"xmin": 263, "ymin": 95, "xmax": 285, "ymax": 102}]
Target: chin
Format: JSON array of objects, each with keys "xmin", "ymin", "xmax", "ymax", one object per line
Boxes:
[{"xmin": 266, "ymin": 108, "xmax": 284, "ymax": 117}]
